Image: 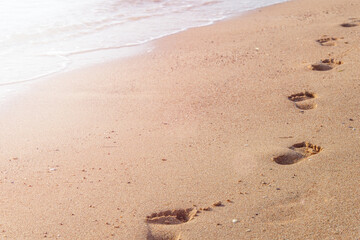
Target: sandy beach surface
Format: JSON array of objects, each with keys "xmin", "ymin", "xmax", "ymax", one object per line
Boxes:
[{"xmin": 1, "ymin": 0, "xmax": 360, "ymax": 239}]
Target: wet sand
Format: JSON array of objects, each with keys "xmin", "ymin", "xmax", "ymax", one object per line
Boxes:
[{"xmin": 1, "ymin": 0, "xmax": 360, "ymax": 239}]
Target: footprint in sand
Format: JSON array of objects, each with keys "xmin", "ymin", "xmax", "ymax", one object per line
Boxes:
[
  {"xmin": 288, "ymin": 91, "xmax": 317, "ymax": 110},
  {"xmin": 273, "ymin": 142, "xmax": 322, "ymax": 165},
  {"xmin": 309, "ymin": 58, "xmax": 342, "ymax": 71},
  {"xmin": 146, "ymin": 208, "xmax": 197, "ymax": 240},
  {"xmin": 341, "ymin": 18, "xmax": 360, "ymax": 27},
  {"xmin": 261, "ymin": 196, "xmax": 306, "ymax": 224},
  {"xmin": 316, "ymin": 36, "xmax": 339, "ymax": 46}
]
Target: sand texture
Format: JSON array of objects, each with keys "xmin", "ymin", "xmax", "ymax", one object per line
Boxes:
[{"xmin": 1, "ymin": 0, "xmax": 360, "ymax": 239}]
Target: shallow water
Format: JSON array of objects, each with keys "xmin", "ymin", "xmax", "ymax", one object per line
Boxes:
[{"xmin": 0, "ymin": 0, "xmax": 288, "ymax": 85}]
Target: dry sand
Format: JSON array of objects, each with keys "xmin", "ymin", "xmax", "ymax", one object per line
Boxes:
[{"xmin": 1, "ymin": 0, "xmax": 360, "ymax": 239}]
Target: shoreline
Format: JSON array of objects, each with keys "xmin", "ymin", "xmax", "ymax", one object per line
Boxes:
[
  {"xmin": 1, "ymin": 0, "xmax": 360, "ymax": 239},
  {"xmin": 0, "ymin": 0, "xmax": 289, "ymax": 88}
]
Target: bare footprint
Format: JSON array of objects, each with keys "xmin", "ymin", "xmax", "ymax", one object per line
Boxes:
[
  {"xmin": 262, "ymin": 200, "xmax": 304, "ymax": 224},
  {"xmin": 273, "ymin": 142, "xmax": 322, "ymax": 165},
  {"xmin": 316, "ymin": 36, "xmax": 338, "ymax": 46},
  {"xmin": 146, "ymin": 208, "xmax": 197, "ymax": 225},
  {"xmin": 309, "ymin": 58, "xmax": 342, "ymax": 71},
  {"xmin": 146, "ymin": 208, "xmax": 197, "ymax": 240},
  {"xmin": 288, "ymin": 92, "xmax": 317, "ymax": 110}
]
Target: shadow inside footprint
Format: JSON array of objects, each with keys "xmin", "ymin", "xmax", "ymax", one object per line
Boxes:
[
  {"xmin": 310, "ymin": 58, "xmax": 342, "ymax": 71},
  {"xmin": 273, "ymin": 151, "xmax": 304, "ymax": 165},
  {"xmin": 146, "ymin": 208, "xmax": 197, "ymax": 225},
  {"xmin": 273, "ymin": 142, "xmax": 322, "ymax": 165},
  {"xmin": 341, "ymin": 23, "xmax": 358, "ymax": 27}
]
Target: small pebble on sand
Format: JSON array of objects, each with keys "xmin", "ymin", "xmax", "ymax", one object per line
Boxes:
[
  {"xmin": 213, "ymin": 201, "xmax": 222, "ymax": 207},
  {"xmin": 232, "ymin": 219, "xmax": 239, "ymax": 223}
]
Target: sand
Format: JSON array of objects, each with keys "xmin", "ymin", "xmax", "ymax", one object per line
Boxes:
[{"xmin": 1, "ymin": 0, "xmax": 360, "ymax": 239}]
